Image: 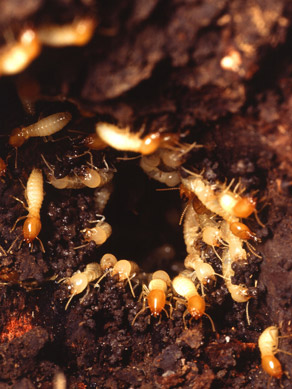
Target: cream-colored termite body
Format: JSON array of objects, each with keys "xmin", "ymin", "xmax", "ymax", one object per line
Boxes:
[
  {"xmin": 140, "ymin": 151, "xmax": 181, "ymax": 187},
  {"xmin": 111, "ymin": 259, "xmax": 140, "ymax": 297},
  {"xmin": 9, "ymin": 112, "xmax": 72, "ymax": 147},
  {"xmin": 48, "ymin": 168, "xmax": 114, "ymax": 190},
  {"xmin": 37, "ymin": 18, "xmax": 96, "ymax": 47},
  {"xmin": 0, "ymin": 29, "xmax": 41, "ymax": 76},
  {"xmin": 258, "ymin": 326, "xmax": 283, "ymax": 379},
  {"xmin": 62, "ymin": 262, "xmax": 102, "ymax": 310},
  {"xmin": 23, "ymin": 169, "xmax": 44, "ymax": 244},
  {"xmin": 181, "ymin": 176, "xmax": 239, "ymax": 224},
  {"xmin": 183, "ymin": 206, "xmax": 216, "ymax": 286},
  {"xmin": 82, "ymin": 221, "xmax": 112, "ymax": 245},
  {"xmin": 96, "ymin": 122, "xmax": 161, "ymax": 155},
  {"xmin": 172, "ymin": 275, "xmax": 209, "ymax": 329}
]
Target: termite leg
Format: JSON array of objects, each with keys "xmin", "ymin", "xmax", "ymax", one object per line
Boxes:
[
  {"xmin": 132, "ymin": 299, "xmax": 148, "ymax": 325},
  {"xmin": 0, "ymin": 245, "xmax": 7, "ymax": 256},
  {"xmin": 10, "ymin": 215, "xmax": 26, "ymax": 232},
  {"xmin": 7, "ymin": 235, "xmax": 21, "ymax": 253},
  {"xmin": 35, "ymin": 236, "xmax": 45, "ymax": 253}
]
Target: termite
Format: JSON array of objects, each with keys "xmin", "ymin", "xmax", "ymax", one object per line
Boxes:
[
  {"xmin": 132, "ymin": 270, "xmax": 172, "ymax": 325},
  {"xmin": 42, "ymin": 154, "xmax": 114, "ymax": 189},
  {"xmin": 0, "ymin": 28, "xmax": 41, "ymax": 75},
  {"xmin": 218, "ymin": 182, "xmax": 264, "ymax": 226},
  {"xmin": 96, "ymin": 122, "xmax": 162, "ymax": 155},
  {"xmin": 74, "ymin": 218, "xmax": 112, "ymax": 249},
  {"xmin": 37, "ymin": 17, "xmax": 96, "ymax": 47},
  {"xmin": 172, "ymin": 274, "xmax": 215, "ymax": 331},
  {"xmin": 83, "ymin": 133, "xmax": 108, "ymax": 150},
  {"xmin": 111, "ymin": 259, "xmax": 140, "ymax": 297},
  {"xmin": 93, "ymin": 183, "xmax": 114, "ymax": 213},
  {"xmin": 9, "ymin": 112, "xmax": 72, "ymax": 148},
  {"xmin": 9, "ymin": 169, "xmax": 44, "ymax": 252},
  {"xmin": 60, "ymin": 262, "xmax": 102, "ymax": 310},
  {"xmin": 258, "ymin": 326, "xmax": 292, "ymax": 380},
  {"xmin": 184, "ymin": 252, "xmax": 216, "ymax": 287},
  {"xmin": 181, "ymin": 174, "xmax": 239, "ymax": 224}
]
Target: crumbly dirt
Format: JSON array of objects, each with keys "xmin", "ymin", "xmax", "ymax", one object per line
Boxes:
[{"xmin": 0, "ymin": 1, "xmax": 292, "ymax": 388}]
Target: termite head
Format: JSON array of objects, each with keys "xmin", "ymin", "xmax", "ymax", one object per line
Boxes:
[
  {"xmin": 140, "ymin": 132, "xmax": 161, "ymax": 155},
  {"xmin": 187, "ymin": 295, "xmax": 205, "ymax": 319},
  {"xmin": 69, "ymin": 273, "xmax": 88, "ymax": 295},
  {"xmin": 230, "ymin": 222, "xmax": 259, "ymax": 242},
  {"xmin": 147, "ymin": 289, "xmax": 166, "ymax": 317},
  {"xmin": 261, "ymin": 355, "xmax": 283, "ymax": 379},
  {"xmin": 23, "ymin": 216, "xmax": 41, "ymax": 243},
  {"xmin": 9, "ymin": 127, "xmax": 26, "ymax": 147},
  {"xmin": 233, "ymin": 196, "xmax": 256, "ymax": 218}
]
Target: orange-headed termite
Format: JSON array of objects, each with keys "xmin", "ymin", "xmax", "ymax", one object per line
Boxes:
[
  {"xmin": 9, "ymin": 112, "xmax": 72, "ymax": 147},
  {"xmin": 132, "ymin": 270, "xmax": 172, "ymax": 325}
]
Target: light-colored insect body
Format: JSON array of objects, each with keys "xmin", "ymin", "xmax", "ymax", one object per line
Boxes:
[
  {"xmin": 38, "ymin": 18, "xmax": 96, "ymax": 47},
  {"xmin": 181, "ymin": 176, "xmax": 239, "ymax": 224},
  {"xmin": 96, "ymin": 122, "xmax": 161, "ymax": 155},
  {"xmin": 62, "ymin": 263, "xmax": 102, "ymax": 310},
  {"xmin": 132, "ymin": 270, "xmax": 172, "ymax": 325},
  {"xmin": 9, "ymin": 112, "xmax": 72, "ymax": 147}
]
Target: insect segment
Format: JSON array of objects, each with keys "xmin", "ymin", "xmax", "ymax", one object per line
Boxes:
[
  {"xmin": 140, "ymin": 141, "xmax": 198, "ymax": 187},
  {"xmin": 96, "ymin": 122, "xmax": 162, "ymax": 155},
  {"xmin": 0, "ymin": 29, "xmax": 41, "ymax": 75},
  {"xmin": 111, "ymin": 259, "xmax": 140, "ymax": 297},
  {"xmin": 172, "ymin": 274, "xmax": 215, "ymax": 330},
  {"xmin": 258, "ymin": 326, "xmax": 291, "ymax": 380},
  {"xmin": 83, "ymin": 133, "xmax": 108, "ymax": 150},
  {"xmin": 93, "ymin": 183, "xmax": 114, "ymax": 214},
  {"xmin": 132, "ymin": 270, "xmax": 172, "ymax": 325},
  {"xmin": 9, "ymin": 169, "xmax": 44, "ymax": 253},
  {"xmin": 9, "ymin": 112, "xmax": 72, "ymax": 147},
  {"xmin": 219, "ymin": 220, "xmax": 252, "ymax": 303},
  {"xmin": 181, "ymin": 174, "xmax": 240, "ymax": 224},
  {"xmin": 82, "ymin": 220, "xmax": 112, "ymax": 246},
  {"xmin": 61, "ymin": 263, "xmax": 102, "ymax": 310},
  {"xmin": 15, "ymin": 75, "xmax": 40, "ymax": 115},
  {"xmin": 41, "ymin": 155, "xmax": 114, "ymax": 190},
  {"xmin": 37, "ymin": 18, "xmax": 96, "ymax": 47}
]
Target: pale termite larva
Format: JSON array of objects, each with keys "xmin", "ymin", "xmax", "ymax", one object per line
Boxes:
[
  {"xmin": 48, "ymin": 168, "xmax": 113, "ymax": 190},
  {"xmin": 61, "ymin": 263, "xmax": 102, "ymax": 310},
  {"xmin": 221, "ymin": 249, "xmax": 250, "ymax": 303},
  {"xmin": 184, "ymin": 252, "xmax": 216, "ymax": 286},
  {"xmin": 37, "ymin": 18, "xmax": 96, "ymax": 47},
  {"xmin": 82, "ymin": 221, "xmax": 112, "ymax": 245},
  {"xmin": 9, "ymin": 112, "xmax": 72, "ymax": 147},
  {"xmin": 0, "ymin": 29, "xmax": 41, "ymax": 76},
  {"xmin": 111, "ymin": 259, "xmax": 140, "ymax": 297},
  {"xmin": 132, "ymin": 270, "xmax": 172, "ymax": 325},
  {"xmin": 182, "ymin": 206, "xmax": 200, "ymax": 253}
]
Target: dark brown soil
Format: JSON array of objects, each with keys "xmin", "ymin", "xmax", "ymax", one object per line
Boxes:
[{"xmin": 0, "ymin": 1, "xmax": 292, "ymax": 388}]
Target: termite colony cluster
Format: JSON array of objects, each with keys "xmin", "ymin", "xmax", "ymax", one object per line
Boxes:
[
  {"xmin": 2, "ymin": 99, "xmax": 289, "ymax": 384},
  {"xmin": 0, "ymin": 14, "xmax": 291, "ymax": 387}
]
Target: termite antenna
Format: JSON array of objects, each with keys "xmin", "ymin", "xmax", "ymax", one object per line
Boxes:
[
  {"xmin": 7, "ymin": 235, "xmax": 21, "ymax": 253},
  {"xmin": 41, "ymin": 153, "xmax": 55, "ymax": 175},
  {"xmin": 0, "ymin": 245, "xmax": 7, "ymax": 256},
  {"xmin": 204, "ymin": 312, "xmax": 216, "ymax": 332},
  {"xmin": 179, "ymin": 203, "xmax": 189, "ymax": 226},
  {"xmin": 132, "ymin": 305, "xmax": 149, "ymax": 326},
  {"xmin": 34, "ymin": 236, "xmax": 45, "ymax": 253},
  {"xmin": 246, "ymin": 300, "xmax": 251, "ymax": 326}
]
